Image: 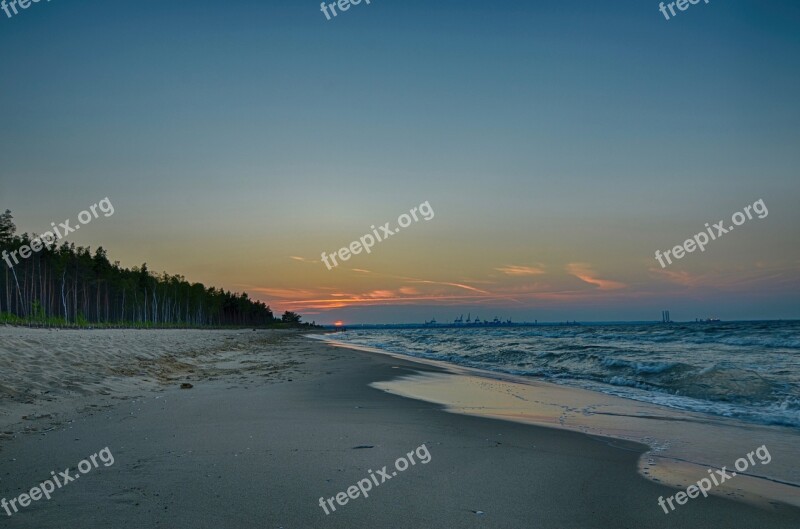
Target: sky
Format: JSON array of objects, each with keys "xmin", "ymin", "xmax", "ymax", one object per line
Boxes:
[{"xmin": 1, "ymin": 0, "xmax": 799, "ymax": 324}]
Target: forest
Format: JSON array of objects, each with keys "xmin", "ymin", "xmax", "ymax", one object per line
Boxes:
[{"xmin": 0, "ymin": 210, "xmax": 303, "ymax": 327}]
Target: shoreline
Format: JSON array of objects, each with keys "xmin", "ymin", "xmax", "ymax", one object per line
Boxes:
[
  {"xmin": 1, "ymin": 329, "xmax": 798, "ymax": 527},
  {"xmin": 311, "ymin": 334, "xmax": 800, "ymax": 510}
]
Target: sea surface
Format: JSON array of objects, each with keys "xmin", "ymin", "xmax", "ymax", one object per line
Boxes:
[{"xmin": 325, "ymin": 321, "xmax": 800, "ymax": 429}]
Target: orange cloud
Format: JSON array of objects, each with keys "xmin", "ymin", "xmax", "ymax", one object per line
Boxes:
[
  {"xmin": 494, "ymin": 265, "xmax": 545, "ymax": 276},
  {"xmin": 407, "ymin": 279, "xmax": 492, "ymax": 295},
  {"xmin": 368, "ymin": 290, "xmax": 396, "ymax": 298},
  {"xmin": 289, "ymin": 256, "xmax": 316, "ymax": 263},
  {"xmin": 566, "ymin": 263, "xmax": 625, "ymax": 291}
]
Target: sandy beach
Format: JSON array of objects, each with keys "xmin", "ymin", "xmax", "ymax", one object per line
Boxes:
[{"xmin": 0, "ymin": 328, "xmax": 798, "ymax": 528}]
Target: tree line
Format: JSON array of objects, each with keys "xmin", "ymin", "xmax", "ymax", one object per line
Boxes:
[{"xmin": 0, "ymin": 210, "xmax": 304, "ymax": 327}]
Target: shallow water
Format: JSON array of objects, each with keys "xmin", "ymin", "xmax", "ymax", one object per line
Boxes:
[{"xmin": 322, "ymin": 322, "xmax": 800, "ymax": 428}]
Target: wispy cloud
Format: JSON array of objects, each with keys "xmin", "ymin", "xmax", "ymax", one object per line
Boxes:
[
  {"xmin": 494, "ymin": 264, "xmax": 545, "ymax": 276},
  {"xmin": 367, "ymin": 290, "xmax": 396, "ymax": 298},
  {"xmin": 407, "ymin": 279, "xmax": 493, "ymax": 295},
  {"xmin": 281, "ymin": 293, "xmax": 509, "ymax": 310},
  {"xmin": 362, "ymin": 271, "xmax": 517, "ymax": 300},
  {"xmin": 566, "ymin": 263, "xmax": 625, "ymax": 290},
  {"xmin": 649, "ymin": 267, "xmax": 702, "ymax": 287},
  {"xmin": 649, "ymin": 263, "xmax": 800, "ymax": 291},
  {"xmin": 252, "ymin": 287, "xmax": 320, "ymax": 298},
  {"xmin": 260, "ymin": 273, "xmax": 519, "ymax": 311}
]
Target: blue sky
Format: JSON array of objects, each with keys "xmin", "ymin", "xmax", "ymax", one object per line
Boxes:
[{"xmin": 1, "ymin": 0, "xmax": 799, "ymax": 323}]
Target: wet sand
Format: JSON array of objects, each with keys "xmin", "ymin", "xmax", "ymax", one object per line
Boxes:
[
  {"xmin": 330, "ymin": 339, "xmax": 800, "ymax": 511},
  {"xmin": 0, "ymin": 329, "xmax": 798, "ymax": 528}
]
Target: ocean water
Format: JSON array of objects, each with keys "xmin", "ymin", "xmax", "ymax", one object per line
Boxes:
[{"xmin": 327, "ymin": 321, "xmax": 800, "ymax": 429}]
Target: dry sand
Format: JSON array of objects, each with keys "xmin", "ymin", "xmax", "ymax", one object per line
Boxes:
[
  {"xmin": 0, "ymin": 328, "xmax": 798, "ymax": 528},
  {"xmin": 0, "ymin": 327, "xmax": 301, "ymax": 436}
]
